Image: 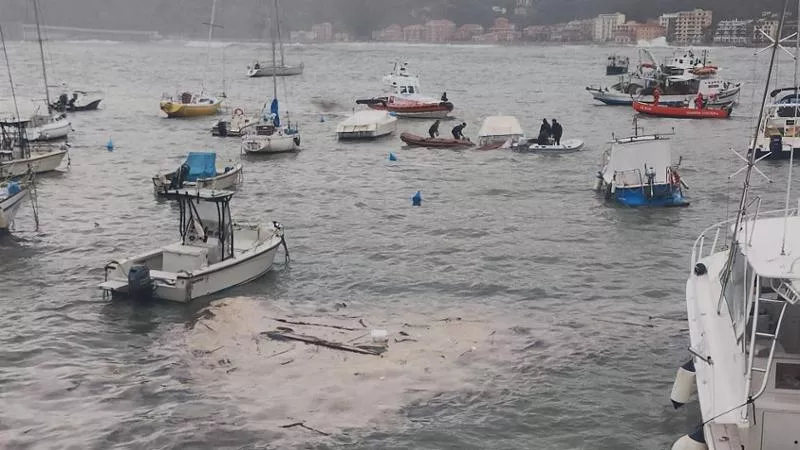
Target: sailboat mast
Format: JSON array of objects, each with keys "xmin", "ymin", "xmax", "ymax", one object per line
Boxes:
[
  {"xmin": 275, "ymin": 0, "xmax": 285, "ymax": 67},
  {"xmin": 732, "ymin": 0, "xmax": 789, "ymax": 243},
  {"xmin": 32, "ymin": 0, "xmax": 51, "ymax": 110},
  {"xmin": 271, "ymin": 0, "xmax": 278, "ymax": 100},
  {"xmin": 0, "ymin": 25, "xmax": 22, "ymax": 124},
  {"xmin": 202, "ymin": 0, "xmax": 218, "ymax": 95}
]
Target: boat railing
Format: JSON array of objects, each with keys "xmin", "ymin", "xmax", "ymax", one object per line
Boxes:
[{"xmin": 690, "ymin": 205, "xmax": 800, "ymax": 272}]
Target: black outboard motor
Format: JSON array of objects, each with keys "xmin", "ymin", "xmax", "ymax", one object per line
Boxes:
[
  {"xmin": 217, "ymin": 120, "xmax": 228, "ymax": 137},
  {"xmin": 128, "ymin": 265, "xmax": 153, "ymax": 300},
  {"xmin": 770, "ymin": 135, "xmax": 783, "ymax": 154}
]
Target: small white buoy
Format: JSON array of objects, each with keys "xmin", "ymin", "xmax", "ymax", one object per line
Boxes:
[
  {"xmin": 370, "ymin": 329, "xmax": 388, "ymax": 344},
  {"xmin": 670, "ymin": 360, "xmax": 697, "ymax": 409},
  {"xmin": 671, "ymin": 429, "xmax": 707, "ymax": 450}
]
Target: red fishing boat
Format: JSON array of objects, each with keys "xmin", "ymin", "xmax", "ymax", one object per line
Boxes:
[
  {"xmin": 399, "ymin": 132, "xmax": 474, "ymax": 148},
  {"xmin": 632, "ymin": 101, "xmax": 733, "ymax": 119}
]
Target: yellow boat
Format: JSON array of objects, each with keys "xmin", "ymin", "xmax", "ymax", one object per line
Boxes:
[{"xmin": 160, "ymin": 92, "xmax": 223, "ymax": 118}]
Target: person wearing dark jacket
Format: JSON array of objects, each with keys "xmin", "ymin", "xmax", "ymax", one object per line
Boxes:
[
  {"xmin": 429, "ymin": 120, "xmax": 440, "ymax": 139},
  {"xmin": 452, "ymin": 122, "xmax": 467, "ymax": 140},
  {"xmin": 551, "ymin": 119, "xmax": 563, "ymax": 146},
  {"xmin": 537, "ymin": 119, "xmax": 552, "ymax": 145},
  {"xmin": 441, "ymin": 92, "xmax": 448, "ymax": 102}
]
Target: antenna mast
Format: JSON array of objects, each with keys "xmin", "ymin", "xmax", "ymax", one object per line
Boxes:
[{"xmin": 32, "ymin": 0, "xmax": 51, "ymax": 110}]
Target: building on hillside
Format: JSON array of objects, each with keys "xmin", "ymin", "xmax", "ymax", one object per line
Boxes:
[
  {"xmin": 524, "ymin": 25, "xmax": 552, "ymax": 41},
  {"xmin": 713, "ymin": 19, "xmax": 753, "ymax": 46},
  {"xmin": 453, "ymin": 24, "xmax": 484, "ymax": 41},
  {"xmin": 612, "ymin": 22, "xmax": 636, "ymax": 44},
  {"xmin": 373, "ymin": 24, "xmax": 403, "ymax": 42},
  {"xmin": 634, "ymin": 22, "xmax": 666, "ymax": 42},
  {"xmin": 311, "ymin": 22, "xmax": 334, "ymax": 42},
  {"xmin": 659, "ymin": 13, "xmax": 679, "ymax": 42},
  {"xmin": 426, "ymin": 20, "xmax": 457, "ymax": 42},
  {"xmin": 753, "ymin": 11, "xmax": 781, "ymax": 44},
  {"xmin": 674, "ymin": 9, "xmax": 712, "ymax": 45},
  {"xmin": 403, "ymin": 24, "xmax": 426, "ymax": 42},
  {"xmin": 489, "ymin": 17, "xmax": 520, "ymax": 42},
  {"xmin": 594, "ymin": 13, "xmax": 625, "ymax": 42}
]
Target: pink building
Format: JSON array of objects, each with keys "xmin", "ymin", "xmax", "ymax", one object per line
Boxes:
[
  {"xmin": 403, "ymin": 24, "xmax": 426, "ymax": 42},
  {"xmin": 425, "ymin": 20, "xmax": 457, "ymax": 42},
  {"xmin": 524, "ymin": 25, "xmax": 552, "ymax": 41},
  {"xmin": 490, "ymin": 17, "xmax": 520, "ymax": 42},
  {"xmin": 381, "ymin": 24, "xmax": 403, "ymax": 41},
  {"xmin": 453, "ymin": 24, "xmax": 484, "ymax": 41},
  {"xmin": 311, "ymin": 23, "xmax": 333, "ymax": 42}
]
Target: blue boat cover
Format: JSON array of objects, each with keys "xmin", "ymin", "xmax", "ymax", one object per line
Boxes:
[{"xmin": 184, "ymin": 152, "xmax": 217, "ymax": 181}]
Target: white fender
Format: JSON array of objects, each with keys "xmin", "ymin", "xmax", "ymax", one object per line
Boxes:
[
  {"xmin": 593, "ymin": 178, "xmax": 602, "ymax": 191},
  {"xmin": 0, "ymin": 211, "xmax": 9, "ymax": 230},
  {"xmin": 671, "ymin": 429, "xmax": 707, "ymax": 450},
  {"xmin": 670, "ymin": 360, "xmax": 696, "ymax": 409},
  {"xmin": 610, "ymin": 184, "xmax": 616, "ymax": 194}
]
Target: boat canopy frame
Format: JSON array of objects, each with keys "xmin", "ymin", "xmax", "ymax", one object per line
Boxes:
[{"xmin": 172, "ymin": 189, "xmax": 235, "ymax": 262}]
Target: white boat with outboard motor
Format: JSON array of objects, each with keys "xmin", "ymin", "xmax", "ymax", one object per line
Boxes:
[
  {"xmin": 519, "ymin": 138, "xmax": 585, "ymax": 153},
  {"xmin": 670, "ymin": 5, "xmax": 800, "ymax": 448},
  {"xmin": 0, "ymin": 120, "xmax": 69, "ymax": 178},
  {"xmin": 336, "ymin": 110, "xmax": 397, "ymax": 140},
  {"xmin": 211, "ymin": 108, "xmax": 257, "ymax": 137},
  {"xmin": 247, "ymin": 62, "xmax": 304, "ymax": 78},
  {"xmin": 99, "ymin": 189, "xmax": 288, "ymax": 303},
  {"xmin": 152, "ymin": 152, "xmax": 242, "ymax": 196}
]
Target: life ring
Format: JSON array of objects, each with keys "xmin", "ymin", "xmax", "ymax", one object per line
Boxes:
[{"xmin": 233, "ymin": 108, "xmax": 244, "ymax": 116}]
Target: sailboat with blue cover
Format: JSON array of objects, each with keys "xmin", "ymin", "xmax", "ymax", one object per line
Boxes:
[
  {"xmin": 241, "ymin": 0, "xmax": 300, "ymax": 154},
  {"xmin": 152, "ymin": 151, "xmax": 243, "ymax": 196}
]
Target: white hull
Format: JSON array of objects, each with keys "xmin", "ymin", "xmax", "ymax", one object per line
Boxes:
[
  {"xmin": 336, "ymin": 110, "xmax": 397, "ymax": 139},
  {"xmin": 588, "ymin": 84, "xmax": 741, "ymax": 106},
  {"xmin": 0, "ymin": 149, "xmax": 68, "ymax": 178},
  {"xmin": 28, "ymin": 115, "xmax": 72, "ymax": 141},
  {"xmin": 522, "ymin": 139, "xmax": 584, "ymax": 152},
  {"xmin": 242, "ymin": 134, "xmax": 299, "ymax": 154},
  {"xmin": 100, "ymin": 224, "xmax": 284, "ymax": 303},
  {"xmin": 0, "ymin": 187, "xmax": 30, "ymax": 231},
  {"xmin": 153, "ymin": 163, "xmax": 243, "ymax": 195},
  {"xmin": 247, "ymin": 64, "xmax": 304, "ymax": 77},
  {"xmin": 392, "ymin": 110, "xmax": 450, "ymax": 119}
]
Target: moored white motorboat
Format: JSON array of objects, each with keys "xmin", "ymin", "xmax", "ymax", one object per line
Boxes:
[
  {"xmin": 336, "ymin": 110, "xmax": 397, "ymax": 140},
  {"xmin": 671, "ymin": 8, "xmax": 800, "ymax": 449},
  {"xmin": 99, "ymin": 189, "xmax": 288, "ymax": 303},
  {"xmin": 0, "ymin": 180, "xmax": 30, "ymax": 233},
  {"xmin": 477, "ymin": 116, "xmax": 525, "ymax": 149},
  {"xmin": 0, "ymin": 120, "xmax": 68, "ymax": 177},
  {"xmin": 27, "ymin": 111, "xmax": 71, "ymax": 141},
  {"xmin": 750, "ymin": 88, "xmax": 800, "ymax": 160},
  {"xmin": 212, "ymin": 108, "xmax": 257, "ymax": 137},
  {"xmin": 152, "ymin": 152, "xmax": 243, "ymax": 196}
]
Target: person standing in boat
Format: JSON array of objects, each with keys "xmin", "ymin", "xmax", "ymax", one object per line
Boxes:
[
  {"xmin": 653, "ymin": 86, "xmax": 662, "ymax": 106},
  {"xmin": 537, "ymin": 119, "xmax": 552, "ymax": 145},
  {"xmin": 429, "ymin": 120, "xmax": 440, "ymax": 139},
  {"xmin": 452, "ymin": 122, "xmax": 467, "ymax": 140},
  {"xmin": 441, "ymin": 92, "xmax": 448, "ymax": 102},
  {"xmin": 551, "ymin": 119, "xmax": 563, "ymax": 146},
  {"xmin": 694, "ymin": 93, "xmax": 704, "ymax": 110}
]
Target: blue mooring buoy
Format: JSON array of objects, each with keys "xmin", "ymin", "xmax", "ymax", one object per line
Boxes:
[
  {"xmin": 106, "ymin": 139, "xmax": 114, "ymax": 151},
  {"xmin": 412, "ymin": 190, "xmax": 422, "ymax": 206},
  {"xmin": 389, "ymin": 152, "xmax": 397, "ymax": 161}
]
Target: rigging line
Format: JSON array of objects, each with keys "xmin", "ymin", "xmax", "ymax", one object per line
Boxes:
[
  {"xmin": 0, "ymin": 25, "xmax": 22, "ymax": 124},
  {"xmin": 32, "ymin": 0, "xmax": 52, "ymax": 110},
  {"xmin": 784, "ymin": 0, "xmax": 800, "ymax": 255},
  {"xmin": 202, "ymin": 0, "xmax": 218, "ymax": 96}
]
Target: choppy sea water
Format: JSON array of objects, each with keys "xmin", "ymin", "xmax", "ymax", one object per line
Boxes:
[{"xmin": 0, "ymin": 41, "xmax": 795, "ymax": 449}]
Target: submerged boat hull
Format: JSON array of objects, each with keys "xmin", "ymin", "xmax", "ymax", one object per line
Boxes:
[
  {"xmin": 247, "ymin": 63, "xmax": 304, "ymax": 77},
  {"xmin": 599, "ymin": 182, "xmax": 689, "ymax": 207},
  {"xmin": 399, "ymin": 132, "xmax": 475, "ymax": 148},
  {"xmin": 358, "ymin": 97, "xmax": 453, "ymax": 119},
  {"xmin": 160, "ymin": 100, "xmax": 222, "ymax": 118},
  {"xmin": 633, "ymin": 101, "xmax": 733, "ymax": 119},
  {"xmin": 242, "ymin": 134, "xmax": 300, "ymax": 154}
]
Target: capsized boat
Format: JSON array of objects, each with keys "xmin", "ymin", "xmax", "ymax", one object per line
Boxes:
[
  {"xmin": 594, "ymin": 124, "xmax": 688, "ymax": 207},
  {"xmin": 674, "ymin": 9, "xmax": 800, "ymax": 447},
  {"xmin": 337, "ymin": 110, "xmax": 397, "ymax": 140},
  {"xmin": 519, "ymin": 138, "xmax": 585, "ymax": 153},
  {"xmin": 99, "ymin": 189, "xmax": 288, "ymax": 303},
  {"xmin": 247, "ymin": 62, "xmax": 304, "ymax": 77},
  {"xmin": 152, "ymin": 152, "xmax": 243, "ymax": 196},
  {"xmin": 355, "ymin": 61, "xmax": 454, "ymax": 119},
  {"xmin": 399, "ymin": 132, "xmax": 475, "ymax": 149},
  {"xmin": 0, "ymin": 179, "xmax": 30, "ymax": 233},
  {"xmin": 477, "ymin": 116, "xmax": 525, "ymax": 149},
  {"xmin": 633, "ymin": 100, "xmax": 733, "ymax": 119}
]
